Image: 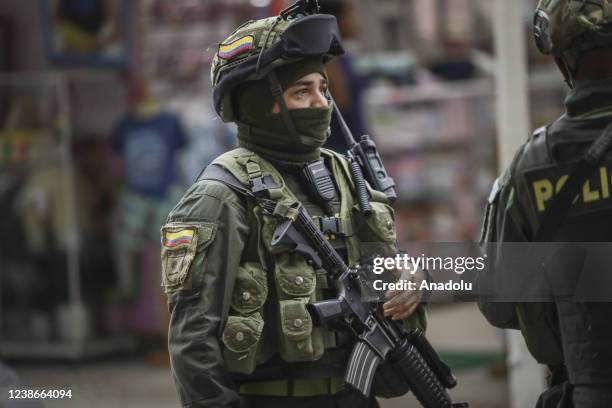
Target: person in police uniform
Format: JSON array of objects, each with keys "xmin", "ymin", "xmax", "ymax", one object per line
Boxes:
[
  {"xmin": 160, "ymin": 11, "xmax": 425, "ymax": 408},
  {"xmin": 479, "ymin": 1, "xmax": 612, "ymax": 407}
]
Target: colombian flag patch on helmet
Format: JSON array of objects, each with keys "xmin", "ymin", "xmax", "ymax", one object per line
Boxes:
[{"xmin": 218, "ymin": 35, "xmax": 255, "ymax": 60}]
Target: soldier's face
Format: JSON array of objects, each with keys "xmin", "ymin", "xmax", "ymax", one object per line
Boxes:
[{"xmin": 272, "ymin": 72, "xmax": 329, "ymax": 113}]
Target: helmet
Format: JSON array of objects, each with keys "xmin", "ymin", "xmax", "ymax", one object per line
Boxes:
[
  {"xmin": 534, "ymin": 0, "xmax": 612, "ymax": 86},
  {"xmin": 211, "ymin": 13, "xmax": 344, "ymax": 122}
]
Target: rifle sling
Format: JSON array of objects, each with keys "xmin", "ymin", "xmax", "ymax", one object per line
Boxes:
[
  {"xmin": 198, "ymin": 164, "xmax": 261, "ymax": 201},
  {"xmin": 198, "ymin": 164, "xmax": 301, "ymax": 215}
]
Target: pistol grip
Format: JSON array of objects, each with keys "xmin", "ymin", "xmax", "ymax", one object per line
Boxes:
[{"xmin": 307, "ymin": 299, "xmax": 344, "ymax": 328}]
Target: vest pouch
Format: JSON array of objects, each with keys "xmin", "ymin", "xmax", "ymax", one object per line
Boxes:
[
  {"xmin": 222, "ymin": 313, "xmax": 264, "ymax": 374},
  {"xmin": 279, "ymin": 299, "xmax": 324, "ymax": 362},
  {"xmin": 353, "ymin": 202, "xmax": 397, "ymax": 259},
  {"xmin": 354, "ymin": 202, "xmax": 396, "ymax": 243},
  {"xmin": 275, "ymin": 253, "xmax": 316, "ymax": 297},
  {"xmin": 231, "ymin": 263, "xmax": 268, "ymax": 315}
]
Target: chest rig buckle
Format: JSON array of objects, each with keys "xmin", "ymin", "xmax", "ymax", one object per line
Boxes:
[
  {"xmin": 251, "ymin": 175, "xmax": 278, "ymax": 197},
  {"xmin": 245, "ymin": 159, "xmax": 281, "ymax": 199},
  {"xmin": 319, "ymin": 216, "xmax": 342, "ymax": 235},
  {"xmin": 317, "ymin": 216, "xmax": 353, "ymax": 241}
]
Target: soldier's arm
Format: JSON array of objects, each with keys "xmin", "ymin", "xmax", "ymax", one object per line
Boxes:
[
  {"xmin": 478, "ymin": 155, "xmax": 531, "ymax": 330},
  {"xmin": 162, "ymin": 181, "xmax": 249, "ymax": 408}
]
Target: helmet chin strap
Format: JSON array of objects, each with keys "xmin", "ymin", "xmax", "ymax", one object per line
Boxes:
[
  {"xmin": 267, "ymin": 69, "xmax": 300, "ymax": 138},
  {"xmin": 556, "ymin": 55, "xmax": 576, "ymax": 89}
]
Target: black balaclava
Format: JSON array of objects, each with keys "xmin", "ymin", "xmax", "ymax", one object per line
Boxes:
[{"xmin": 235, "ymin": 57, "xmax": 332, "ymax": 166}]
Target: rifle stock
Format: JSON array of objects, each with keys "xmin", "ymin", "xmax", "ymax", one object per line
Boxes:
[{"xmin": 306, "ymin": 299, "xmax": 345, "ymax": 327}]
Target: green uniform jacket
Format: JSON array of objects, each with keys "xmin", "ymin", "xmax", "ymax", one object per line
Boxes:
[
  {"xmin": 479, "ymin": 79, "xmax": 612, "ymax": 385},
  {"xmin": 165, "ymin": 178, "xmax": 248, "ymax": 407}
]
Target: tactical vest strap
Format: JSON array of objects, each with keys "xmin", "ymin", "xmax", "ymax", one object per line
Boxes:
[
  {"xmin": 273, "ymin": 202, "xmax": 300, "ymax": 220},
  {"xmin": 246, "ymin": 161, "xmax": 262, "ymax": 179},
  {"xmin": 198, "ymin": 164, "xmax": 256, "ymax": 199},
  {"xmin": 252, "ymin": 175, "xmax": 280, "ymax": 197},
  {"xmin": 205, "ymin": 148, "xmax": 289, "ymax": 201},
  {"xmin": 243, "ymin": 154, "xmax": 285, "ymax": 199},
  {"xmin": 315, "ymin": 216, "xmax": 353, "ymax": 237}
]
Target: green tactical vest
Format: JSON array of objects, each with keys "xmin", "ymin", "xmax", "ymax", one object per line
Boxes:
[{"xmin": 211, "ymin": 147, "xmax": 400, "ymax": 375}]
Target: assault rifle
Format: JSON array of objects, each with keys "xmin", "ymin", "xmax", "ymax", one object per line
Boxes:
[{"xmin": 270, "ymin": 202, "xmax": 467, "ymax": 408}]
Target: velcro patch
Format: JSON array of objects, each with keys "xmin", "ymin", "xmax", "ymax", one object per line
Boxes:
[
  {"xmin": 160, "ymin": 224, "xmax": 215, "ymax": 293},
  {"xmin": 218, "ymin": 35, "xmax": 254, "ymax": 60}
]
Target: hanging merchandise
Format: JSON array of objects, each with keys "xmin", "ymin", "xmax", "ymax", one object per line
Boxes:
[
  {"xmin": 112, "ymin": 111, "xmax": 187, "ymax": 200},
  {"xmin": 43, "ymin": 0, "xmax": 130, "ymax": 66},
  {"xmin": 110, "ymin": 80, "xmax": 188, "ymax": 324}
]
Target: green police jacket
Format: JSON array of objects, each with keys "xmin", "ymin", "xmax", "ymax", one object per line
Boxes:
[
  {"xmin": 161, "ymin": 147, "xmax": 425, "ymax": 407},
  {"xmin": 479, "ymin": 79, "xmax": 612, "ymax": 385}
]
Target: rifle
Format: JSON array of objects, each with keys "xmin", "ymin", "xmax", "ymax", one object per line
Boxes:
[
  {"xmin": 270, "ymin": 202, "xmax": 468, "ymax": 408},
  {"xmin": 331, "ymin": 100, "xmax": 398, "ymax": 206}
]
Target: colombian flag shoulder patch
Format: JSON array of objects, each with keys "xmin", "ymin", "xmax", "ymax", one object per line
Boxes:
[
  {"xmin": 162, "ymin": 228, "xmax": 195, "ymax": 248},
  {"xmin": 160, "ymin": 223, "xmax": 216, "ymax": 293},
  {"xmin": 218, "ymin": 35, "xmax": 255, "ymax": 60}
]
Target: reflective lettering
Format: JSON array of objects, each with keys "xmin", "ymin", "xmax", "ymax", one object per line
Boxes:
[
  {"xmin": 582, "ymin": 180, "xmax": 600, "ymax": 203},
  {"xmin": 601, "ymin": 167, "xmax": 610, "ymax": 199},
  {"xmin": 533, "ymin": 179, "xmax": 554, "ymax": 212}
]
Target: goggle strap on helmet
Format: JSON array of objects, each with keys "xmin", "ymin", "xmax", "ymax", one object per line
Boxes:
[{"xmin": 268, "ymin": 69, "xmax": 299, "ymax": 137}]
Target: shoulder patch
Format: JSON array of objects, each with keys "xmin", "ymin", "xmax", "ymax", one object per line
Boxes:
[
  {"xmin": 160, "ymin": 223, "xmax": 216, "ymax": 293},
  {"xmin": 162, "ymin": 228, "xmax": 195, "ymax": 248},
  {"xmin": 218, "ymin": 35, "xmax": 254, "ymax": 60}
]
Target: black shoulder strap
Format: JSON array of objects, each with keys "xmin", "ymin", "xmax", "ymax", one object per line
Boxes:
[
  {"xmin": 198, "ymin": 164, "xmax": 257, "ymax": 200},
  {"xmin": 534, "ymin": 121, "xmax": 612, "ymax": 242}
]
